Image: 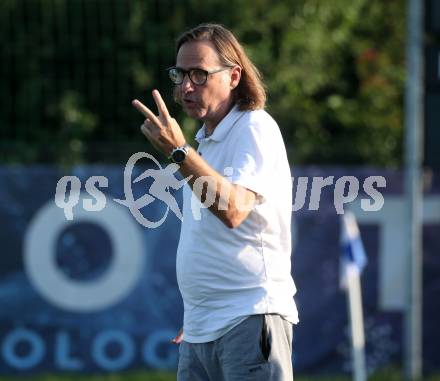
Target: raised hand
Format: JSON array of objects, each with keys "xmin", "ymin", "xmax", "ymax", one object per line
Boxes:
[{"xmin": 132, "ymin": 89, "xmax": 186, "ymax": 156}]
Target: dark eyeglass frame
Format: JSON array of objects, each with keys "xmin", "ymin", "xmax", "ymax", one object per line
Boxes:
[{"xmin": 166, "ymin": 66, "xmax": 232, "ymax": 86}]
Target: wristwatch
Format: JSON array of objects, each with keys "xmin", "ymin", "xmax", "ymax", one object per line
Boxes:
[{"xmin": 169, "ymin": 143, "xmax": 191, "ymax": 164}]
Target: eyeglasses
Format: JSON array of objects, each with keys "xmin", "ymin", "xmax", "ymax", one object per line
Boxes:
[{"xmin": 167, "ymin": 66, "xmax": 231, "ymax": 86}]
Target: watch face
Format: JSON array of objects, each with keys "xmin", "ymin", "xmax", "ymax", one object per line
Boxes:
[{"xmin": 172, "ymin": 149, "xmax": 186, "ymax": 163}]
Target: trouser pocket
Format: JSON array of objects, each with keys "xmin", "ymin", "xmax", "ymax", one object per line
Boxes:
[{"xmin": 260, "ymin": 314, "xmax": 272, "ymax": 361}]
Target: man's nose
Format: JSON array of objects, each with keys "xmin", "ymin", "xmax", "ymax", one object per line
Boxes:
[{"xmin": 181, "ymin": 75, "xmax": 195, "ymax": 93}]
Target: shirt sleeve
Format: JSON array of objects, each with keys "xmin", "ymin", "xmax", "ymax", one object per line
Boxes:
[{"xmin": 229, "ymin": 119, "xmax": 279, "ymax": 201}]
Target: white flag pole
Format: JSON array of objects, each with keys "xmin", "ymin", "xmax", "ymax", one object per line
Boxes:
[
  {"xmin": 346, "ymin": 264, "xmax": 367, "ymax": 381},
  {"xmin": 341, "ymin": 212, "xmax": 367, "ymax": 381}
]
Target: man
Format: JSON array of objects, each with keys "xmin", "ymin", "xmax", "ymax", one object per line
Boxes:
[{"xmin": 133, "ymin": 23, "xmax": 298, "ymax": 381}]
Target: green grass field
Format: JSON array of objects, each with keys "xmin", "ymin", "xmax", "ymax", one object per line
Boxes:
[{"xmin": 0, "ymin": 369, "xmax": 438, "ymax": 381}]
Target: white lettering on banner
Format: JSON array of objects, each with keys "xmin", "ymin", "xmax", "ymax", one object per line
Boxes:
[
  {"xmin": 92, "ymin": 331, "xmax": 135, "ymax": 371},
  {"xmin": 218, "ymin": 167, "xmax": 234, "ymax": 210},
  {"xmin": 308, "ymin": 176, "xmax": 335, "ymax": 210},
  {"xmin": 292, "ymin": 177, "xmax": 308, "ymax": 212},
  {"xmin": 361, "ymin": 176, "xmax": 386, "ymax": 211},
  {"xmin": 53, "ymin": 152, "xmax": 389, "ymax": 228},
  {"xmin": 334, "ymin": 176, "xmax": 359, "ymax": 214},
  {"xmin": 23, "ymin": 195, "xmax": 145, "ymax": 312},
  {"xmin": 54, "ymin": 176, "xmax": 108, "ymax": 220},
  {"xmin": 54, "ymin": 176, "xmax": 81, "ymax": 220},
  {"xmin": 0, "ymin": 329, "xmax": 178, "ymax": 371},
  {"xmin": 293, "ymin": 175, "xmax": 386, "ymax": 214},
  {"xmin": 83, "ymin": 176, "xmax": 108, "ymax": 211},
  {"xmin": 349, "ymin": 196, "xmax": 440, "ymax": 310},
  {"xmin": 55, "ymin": 331, "xmax": 83, "ymax": 370},
  {"xmin": 2, "ymin": 329, "xmax": 45, "ymax": 370},
  {"xmin": 191, "ymin": 175, "xmax": 217, "ymax": 220},
  {"xmin": 113, "ymin": 152, "xmax": 190, "ymax": 228},
  {"xmin": 142, "ymin": 330, "xmax": 178, "ymax": 369}
]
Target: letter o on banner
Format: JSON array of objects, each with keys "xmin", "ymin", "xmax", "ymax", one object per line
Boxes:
[
  {"xmin": 142, "ymin": 330, "xmax": 178, "ymax": 369},
  {"xmin": 24, "ymin": 194, "xmax": 145, "ymax": 312},
  {"xmin": 93, "ymin": 330, "xmax": 135, "ymax": 371},
  {"xmin": 2, "ymin": 329, "xmax": 45, "ymax": 370}
]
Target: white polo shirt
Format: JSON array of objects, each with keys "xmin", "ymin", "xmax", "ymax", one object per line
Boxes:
[{"xmin": 176, "ymin": 105, "xmax": 299, "ymax": 343}]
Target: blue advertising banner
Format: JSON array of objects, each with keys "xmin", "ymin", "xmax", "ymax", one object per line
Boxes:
[{"xmin": 0, "ymin": 164, "xmax": 439, "ymax": 375}]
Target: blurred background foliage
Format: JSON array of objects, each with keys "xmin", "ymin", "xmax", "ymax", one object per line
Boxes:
[{"xmin": 0, "ymin": 0, "xmax": 405, "ymax": 167}]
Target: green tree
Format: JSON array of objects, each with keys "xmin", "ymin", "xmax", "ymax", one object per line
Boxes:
[
  {"xmin": 228, "ymin": 0, "xmax": 405, "ymax": 166},
  {"xmin": 0, "ymin": 0, "xmax": 405, "ymax": 166}
]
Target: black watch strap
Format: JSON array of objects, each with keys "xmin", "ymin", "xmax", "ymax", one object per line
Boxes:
[{"xmin": 169, "ymin": 143, "xmax": 190, "ymax": 164}]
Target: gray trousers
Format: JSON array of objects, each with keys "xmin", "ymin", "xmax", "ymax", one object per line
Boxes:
[{"xmin": 177, "ymin": 314, "xmax": 294, "ymax": 381}]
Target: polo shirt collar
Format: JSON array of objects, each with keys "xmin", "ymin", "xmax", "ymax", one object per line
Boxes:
[{"xmin": 195, "ymin": 104, "xmax": 243, "ymax": 143}]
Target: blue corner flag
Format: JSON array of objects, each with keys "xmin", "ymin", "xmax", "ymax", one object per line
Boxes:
[{"xmin": 340, "ymin": 211, "xmax": 368, "ymax": 289}]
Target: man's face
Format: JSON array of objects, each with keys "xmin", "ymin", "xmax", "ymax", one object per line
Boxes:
[{"xmin": 175, "ymin": 40, "xmax": 237, "ymax": 127}]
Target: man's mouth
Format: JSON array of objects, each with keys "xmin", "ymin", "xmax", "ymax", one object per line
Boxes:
[{"xmin": 183, "ymin": 99, "xmax": 197, "ymax": 108}]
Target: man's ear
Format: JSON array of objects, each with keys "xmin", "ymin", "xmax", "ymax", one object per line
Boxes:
[{"xmin": 230, "ymin": 66, "xmax": 241, "ymax": 90}]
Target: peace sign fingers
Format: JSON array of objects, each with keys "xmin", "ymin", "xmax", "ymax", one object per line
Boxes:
[
  {"xmin": 132, "ymin": 89, "xmax": 186, "ymax": 157},
  {"xmin": 152, "ymin": 89, "xmax": 171, "ymax": 122},
  {"xmin": 132, "ymin": 99, "xmax": 162, "ymax": 128},
  {"xmin": 132, "ymin": 89, "xmax": 171, "ymax": 129}
]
